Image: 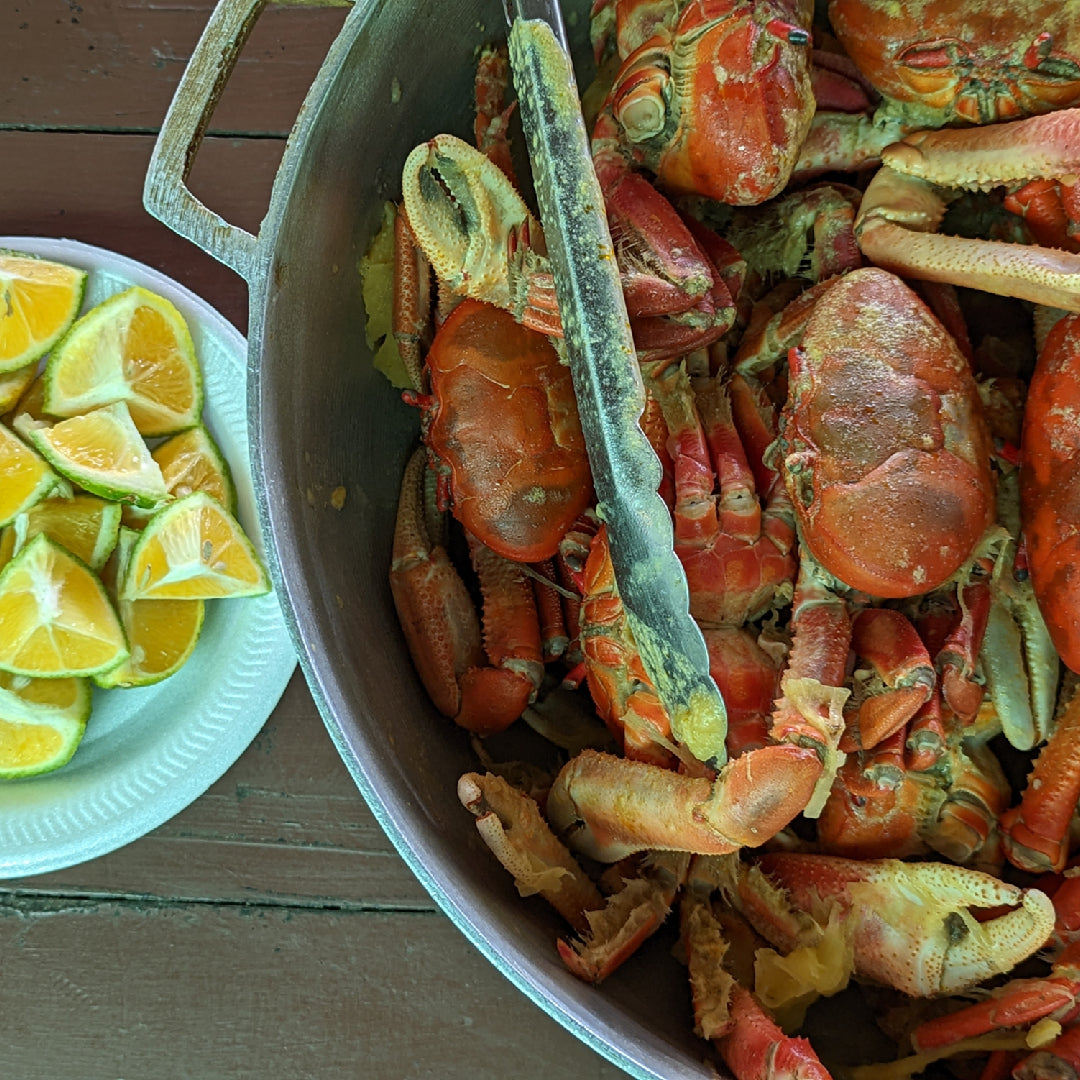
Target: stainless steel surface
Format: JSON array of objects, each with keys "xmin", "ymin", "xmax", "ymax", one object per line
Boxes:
[
  {"xmin": 146, "ymin": 2, "xmax": 719, "ymax": 1076},
  {"xmin": 506, "ymin": 8, "xmax": 728, "ymax": 765}
]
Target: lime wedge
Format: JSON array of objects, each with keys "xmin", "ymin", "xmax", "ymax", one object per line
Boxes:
[
  {"xmin": 16, "ymin": 401, "xmax": 169, "ymax": 509},
  {"xmin": 44, "ymin": 285, "xmax": 202, "ymax": 437}
]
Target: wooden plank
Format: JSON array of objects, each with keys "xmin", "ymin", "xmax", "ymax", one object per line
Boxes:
[
  {"xmin": 0, "ymin": 129, "xmax": 283, "ymax": 332},
  {"xmin": 0, "ymin": 897, "xmax": 632, "ymax": 1079},
  {"xmin": 2, "ymin": 673, "xmax": 435, "ymax": 910},
  {"xmin": 0, "ymin": 1, "xmax": 349, "ymax": 136}
]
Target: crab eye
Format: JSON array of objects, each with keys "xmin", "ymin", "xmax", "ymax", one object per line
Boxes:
[
  {"xmin": 614, "ymin": 69, "xmax": 670, "ymax": 143},
  {"xmin": 1022, "ymin": 33, "xmax": 1080, "ymax": 82}
]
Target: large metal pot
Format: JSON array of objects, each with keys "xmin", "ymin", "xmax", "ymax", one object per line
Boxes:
[{"xmin": 145, "ymin": 2, "xmax": 713, "ymax": 1076}]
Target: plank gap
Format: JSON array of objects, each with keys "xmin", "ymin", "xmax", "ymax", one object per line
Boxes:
[{"xmin": 0, "ymin": 891, "xmax": 441, "ymax": 915}]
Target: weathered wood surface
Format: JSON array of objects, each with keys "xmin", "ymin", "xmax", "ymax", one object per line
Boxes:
[{"xmin": 0, "ymin": 5, "xmax": 631, "ymax": 1076}]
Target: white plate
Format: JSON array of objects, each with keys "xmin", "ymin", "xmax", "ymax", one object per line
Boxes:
[{"xmin": 0, "ymin": 236, "xmax": 297, "ymax": 879}]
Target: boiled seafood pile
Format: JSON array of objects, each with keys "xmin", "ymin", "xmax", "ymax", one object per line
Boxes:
[{"xmin": 372, "ymin": 2, "xmax": 1080, "ymax": 1076}]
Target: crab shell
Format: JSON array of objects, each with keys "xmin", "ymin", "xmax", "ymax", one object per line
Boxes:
[
  {"xmin": 424, "ymin": 299, "xmax": 593, "ymax": 563},
  {"xmin": 778, "ymin": 268, "xmax": 995, "ymax": 598},
  {"xmin": 1021, "ymin": 311, "xmax": 1080, "ymax": 673},
  {"xmin": 827, "ymin": 0, "xmax": 1080, "ymax": 124},
  {"xmin": 609, "ymin": 0, "xmax": 816, "ymax": 204}
]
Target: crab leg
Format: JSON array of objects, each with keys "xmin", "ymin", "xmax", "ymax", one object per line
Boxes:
[
  {"xmin": 842, "ymin": 607, "xmax": 936, "ymax": 752},
  {"xmin": 681, "ymin": 893, "xmax": 835, "ymax": 1080},
  {"xmin": 473, "ymin": 44, "xmax": 517, "ymax": 184},
  {"xmin": 457, "ymin": 771, "xmax": 603, "ymax": 934},
  {"xmin": 557, "ymin": 850, "xmax": 690, "ymax": 983},
  {"xmin": 645, "ymin": 362, "xmax": 797, "ymax": 628},
  {"xmin": 392, "ymin": 206, "xmax": 431, "ymax": 390},
  {"xmin": 937, "ymin": 578, "xmax": 992, "ymax": 725},
  {"xmin": 1004, "ymin": 178, "xmax": 1080, "ymax": 254},
  {"xmin": 911, "ymin": 941, "xmax": 1080, "ymax": 1054},
  {"xmin": 390, "ymin": 447, "xmax": 544, "ymax": 735},
  {"xmin": 1022, "ymin": 311, "xmax": 1080, "ymax": 675},
  {"xmin": 769, "ymin": 554, "xmax": 850, "ymax": 815},
  {"xmin": 1001, "ymin": 677, "xmax": 1080, "ymax": 874},
  {"xmin": 530, "ymin": 559, "xmax": 569, "ymax": 663},
  {"xmin": 855, "ymin": 111, "xmax": 1080, "ymax": 312},
  {"xmin": 577, "ymin": 526, "xmax": 679, "ymax": 768}
]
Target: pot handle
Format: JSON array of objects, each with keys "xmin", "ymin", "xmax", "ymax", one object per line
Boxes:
[{"xmin": 143, "ymin": 0, "xmax": 266, "ymax": 280}]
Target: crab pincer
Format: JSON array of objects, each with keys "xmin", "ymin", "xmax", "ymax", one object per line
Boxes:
[{"xmin": 731, "ymin": 854, "xmax": 1056, "ymax": 997}]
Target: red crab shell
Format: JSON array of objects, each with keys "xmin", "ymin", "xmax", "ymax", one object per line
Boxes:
[
  {"xmin": 1021, "ymin": 311, "xmax": 1080, "ymax": 672},
  {"xmin": 827, "ymin": 0, "xmax": 1080, "ymax": 124},
  {"xmin": 424, "ymin": 299, "xmax": 593, "ymax": 563},
  {"xmin": 608, "ymin": 0, "xmax": 816, "ymax": 204},
  {"xmin": 778, "ymin": 268, "xmax": 995, "ymax": 598}
]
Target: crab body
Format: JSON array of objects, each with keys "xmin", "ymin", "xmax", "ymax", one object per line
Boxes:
[
  {"xmin": 1021, "ymin": 311, "xmax": 1080, "ymax": 673},
  {"xmin": 827, "ymin": 0, "xmax": 1080, "ymax": 126},
  {"xmin": 594, "ymin": 0, "xmax": 816, "ymax": 204},
  {"xmin": 419, "ymin": 299, "xmax": 593, "ymax": 563},
  {"xmin": 777, "ymin": 267, "xmax": 995, "ymax": 598}
]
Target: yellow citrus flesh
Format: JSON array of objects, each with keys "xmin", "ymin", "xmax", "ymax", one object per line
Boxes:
[
  {"xmin": 122, "ymin": 492, "xmax": 270, "ymax": 601},
  {"xmin": 0, "ymin": 493, "xmax": 121, "ymax": 572},
  {"xmin": 3, "ymin": 371, "xmax": 48, "ymax": 426},
  {"xmin": 0, "ymin": 670, "xmax": 90, "ymax": 714},
  {"xmin": 96, "ymin": 528, "xmax": 204, "ymax": 688},
  {"xmin": 16, "ymin": 401, "xmax": 168, "ymax": 509},
  {"xmin": 0, "ymin": 533, "xmax": 128, "ymax": 678},
  {"xmin": 44, "ymin": 285, "xmax": 202, "ymax": 437},
  {"xmin": 0, "ymin": 252, "xmax": 87, "ymax": 374},
  {"xmin": 0, "ymin": 670, "xmax": 91, "ymax": 776},
  {"xmin": 0, "ymin": 362, "xmax": 39, "ymax": 414},
  {"xmin": 96, "ymin": 593, "xmax": 204, "ymax": 688},
  {"xmin": 152, "ymin": 425, "xmax": 237, "ymax": 513},
  {"xmin": 0, "ymin": 714, "xmax": 86, "ymax": 778},
  {"xmin": 0, "ymin": 420, "xmax": 59, "ymax": 526}
]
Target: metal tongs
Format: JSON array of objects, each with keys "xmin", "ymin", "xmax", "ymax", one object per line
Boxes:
[{"xmin": 503, "ymin": 0, "xmax": 729, "ymax": 765}]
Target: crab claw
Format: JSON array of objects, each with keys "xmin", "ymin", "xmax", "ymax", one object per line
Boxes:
[
  {"xmin": 854, "ymin": 111, "xmax": 1080, "ymax": 313},
  {"xmin": 733, "ymin": 854, "xmax": 1055, "ymax": 997},
  {"xmin": 557, "ymin": 851, "xmax": 690, "ymax": 983},
  {"xmin": 982, "ymin": 549, "xmax": 1061, "ymax": 753},
  {"xmin": 546, "ymin": 747, "xmax": 822, "ymax": 863},
  {"xmin": 401, "ymin": 135, "xmax": 560, "ymax": 335}
]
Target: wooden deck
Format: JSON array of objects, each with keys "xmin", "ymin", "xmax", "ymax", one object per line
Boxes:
[{"xmin": 0, "ymin": 4, "xmax": 629, "ymax": 1075}]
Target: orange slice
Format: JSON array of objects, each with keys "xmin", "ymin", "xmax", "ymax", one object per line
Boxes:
[
  {"xmin": 0, "ymin": 250, "xmax": 87, "ymax": 375},
  {"xmin": 121, "ymin": 492, "xmax": 270, "ymax": 601},
  {"xmin": 0, "ymin": 419, "xmax": 61, "ymax": 527},
  {"xmin": 44, "ymin": 285, "xmax": 202, "ymax": 437},
  {"xmin": 0, "ymin": 533, "xmax": 128, "ymax": 678}
]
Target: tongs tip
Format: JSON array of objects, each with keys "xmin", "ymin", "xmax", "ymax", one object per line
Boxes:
[{"xmin": 504, "ymin": 0, "xmax": 570, "ymax": 52}]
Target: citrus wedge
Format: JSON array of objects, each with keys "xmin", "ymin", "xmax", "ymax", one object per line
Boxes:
[
  {"xmin": 121, "ymin": 492, "xmax": 270, "ymax": 601},
  {"xmin": 152, "ymin": 425, "xmax": 237, "ymax": 513},
  {"xmin": 0, "ymin": 533, "xmax": 128, "ymax": 678},
  {"xmin": 16, "ymin": 401, "xmax": 169, "ymax": 509},
  {"xmin": 96, "ymin": 528, "xmax": 204, "ymax": 688},
  {"xmin": 0, "ymin": 362, "xmax": 39, "ymax": 414},
  {"xmin": 0, "ymin": 250, "xmax": 87, "ymax": 375},
  {"xmin": 44, "ymin": 285, "xmax": 202, "ymax": 437},
  {"xmin": 0, "ymin": 492, "xmax": 122, "ymax": 572},
  {"xmin": 0, "ymin": 419, "xmax": 62, "ymax": 527},
  {"xmin": 0, "ymin": 671, "xmax": 91, "ymax": 778}
]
